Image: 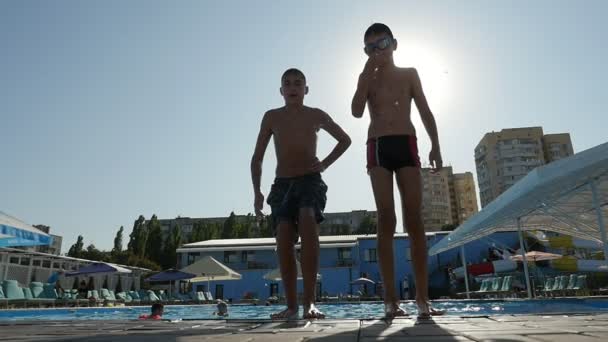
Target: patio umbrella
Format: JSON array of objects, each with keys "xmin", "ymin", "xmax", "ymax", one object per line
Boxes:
[
  {"xmin": 146, "ymin": 269, "xmax": 196, "ymax": 296},
  {"xmin": 511, "ymin": 251, "xmax": 562, "ymax": 296},
  {"xmin": 65, "ymin": 262, "xmax": 132, "ymax": 277},
  {"xmin": 350, "ymin": 277, "xmax": 375, "ymax": 285},
  {"xmin": 0, "ymin": 211, "xmax": 52, "ymax": 247},
  {"xmin": 263, "ymin": 260, "xmax": 322, "ymax": 281},
  {"xmin": 351, "ymin": 277, "xmax": 375, "ymax": 296},
  {"xmin": 510, "ymin": 251, "xmax": 562, "ymax": 262},
  {"xmin": 181, "ymin": 256, "xmax": 241, "ymax": 294},
  {"xmin": 146, "ymin": 269, "xmax": 196, "ymax": 282}
]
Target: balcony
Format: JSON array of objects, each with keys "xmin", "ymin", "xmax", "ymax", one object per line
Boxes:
[{"xmin": 337, "ymin": 258, "xmax": 353, "ymax": 267}]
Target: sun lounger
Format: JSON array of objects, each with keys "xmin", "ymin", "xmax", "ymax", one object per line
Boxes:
[
  {"xmin": 542, "ymin": 277, "xmax": 554, "ymax": 297},
  {"xmin": 2, "ymin": 280, "xmax": 28, "ymax": 308},
  {"xmin": 205, "ymin": 291, "xmax": 214, "ymax": 301},
  {"xmin": 497, "ymin": 276, "xmax": 514, "ymax": 298},
  {"xmin": 573, "ymin": 275, "xmax": 588, "ymax": 296},
  {"xmin": 457, "ymin": 277, "xmax": 491, "ymax": 298},
  {"xmin": 0, "ymin": 286, "xmax": 8, "ymax": 309},
  {"xmin": 554, "ymin": 275, "xmax": 569, "ymax": 296},
  {"xmin": 147, "ymin": 290, "xmax": 161, "ymax": 302}
]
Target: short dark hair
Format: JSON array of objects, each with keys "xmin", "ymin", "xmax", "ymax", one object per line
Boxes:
[
  {"xmin": 151, "ymin": 303, "xmax": 164, "ymax": 313},
  {"xmin": 281, "ymin": 68, "xmax": 306, "ymax": 83},
  {"xmin": 364, "ymin": 23, "xmax": 394, "ymax": 40}
]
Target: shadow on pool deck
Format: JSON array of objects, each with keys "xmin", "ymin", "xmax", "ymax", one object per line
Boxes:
[{"xmin": 6, "ymin": 314, "xmax": 608, "ymax": 341}]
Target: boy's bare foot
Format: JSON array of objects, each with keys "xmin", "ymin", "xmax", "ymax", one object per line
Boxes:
[
  {"xmin": 416, "ymin": 300, "xmax": 445, "ymax": 319},
  {"xmin": 270, "ymin": 307, "xmax": 299, "ymax": 320},
  {"xmin": 384, "ymin": 302, "xmax": 409, "ymax": 319},
  {"xmin": 303, "ymin": 303, "xmax": 325, "ymax": 319}
]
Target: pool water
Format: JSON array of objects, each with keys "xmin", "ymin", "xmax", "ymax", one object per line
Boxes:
[{"xmin": 1, "ymin": 299, "xmax": 607, "ymax": 321}]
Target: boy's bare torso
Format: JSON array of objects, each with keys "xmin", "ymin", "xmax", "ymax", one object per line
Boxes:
[
  {"xmin": 367, "ymin": 67, "xmax": 418, "ymax": 139},
  {"xmin": 266, "ymin": 105, "xmax": 322, "ymax": 178}
]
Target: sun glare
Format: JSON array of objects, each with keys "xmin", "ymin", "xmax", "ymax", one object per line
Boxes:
[{"xmin": 394, "ymin": 42, "xmax": 450, "ymax": 114}]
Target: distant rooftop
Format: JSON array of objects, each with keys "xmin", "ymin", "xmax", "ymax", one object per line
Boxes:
[{"xmin": 177, "ymin": 232, "xmax": 450, "ymax": 253}]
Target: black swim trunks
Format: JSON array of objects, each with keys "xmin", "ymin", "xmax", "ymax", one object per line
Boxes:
[
  {"xmin": 366, "ymin": 135, "xmax": 421, "ymax": 172},
  {"xmin": 266, "ymin": 173, "xmax": 327, "ymax": 240}
]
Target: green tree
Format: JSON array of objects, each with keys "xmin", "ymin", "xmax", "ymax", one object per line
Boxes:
[
  {"xmin": 112, "ymin": 226, "xmax": 124, "ymax": 255},
  {"xmin": 146, "ymin": 215, "xmax": 163, "ymax": 265},
  {"xmin": 259, "ymin": 215, "xmax": 274, "ymax": 238},
  {"xmin": 128, "ymin": 215, "xmax": 148, "ymax": 257},
  {"xmin": 356, "ymin": 215, "xmax": 376, "ymax": 234},
  {"xmin": 191, "ymin": 221, "xmax": 204, "ymax": 242},
  {"xmin": 162, "ymin": 225, "xmax": 182, "ymax": 269},
  {"xmin": 82, "ymin": 244, "xmax": 109, "ymax": 262},
  {"xmin": 67, "ymin": 235, "xmax": 85, "ymax": 258},
  {"xmin": 222, "ymin": 212, "xmax": 237, "ymax": 239}
]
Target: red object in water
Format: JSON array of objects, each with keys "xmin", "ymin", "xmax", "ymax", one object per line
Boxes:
[
  {"xmin": 467, "ymin": 262, "xmax": 494, "ymax": 276},
  {"xmin": 138, "ymin": 314, "xmax": 162, "ymax": 320}
]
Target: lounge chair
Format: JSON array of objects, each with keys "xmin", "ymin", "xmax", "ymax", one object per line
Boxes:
[
  {"xmin": 564, "ymin": 274, "xmax": 577, "ymax": 296},
  {"xmin": 128, "ymin": 291, "xmax": 141, "ymax": 305},
  {"xmin": 147, "ymin": 290, "xmax": 161, "ymax": 302},
  {"xmin": 191, "ymin": 291, "xmax": 204, "ymax": 304},
  {"xmin": 23, "ymin": 286, "xmax": 53, "ymax": 307},
  {"xmin": 99, "ymin": 288, "xmax": 116, "ymax": 305},
  {"xmin": 87, "ymin": 290, "xmax": 102, "ymax": 306},
  {"xmin": 205, "ymin": 291, "xmax": 214, "ymax": 301},
  {"xmin": 549, "ymin": 275, "xmax": 564, "ymax": 296},
  {"xmin": 497, "ymin": 276, "xmax": 514, "ymax": 298},
  {"xmin": 138, "ymin": 290, "xmax": 150, "ymax": 304},
  {"xmin": 115, "ymin": 291, "xmax": 130, "ymax": 304},
  {"xmin": 556, "ymin": 275, "xmax": 569, "ymax": 296},
  {"xmin": 573, "ymin": 275, "xmax": 588, "ymax": 296},
  {"xmin": 542, "ymin": 277, "xmax": 554, "ymax": 297},
  {"xmin": 458, "ymin": 277, "xmax": 491, "ymax": 298},
  {"xmin": 0, "ymin": 286, "xmax": 7, "ymax": 309},
  {"xmin": 2, "ymin": 280, "xmax": 28, "ymax": 308}
]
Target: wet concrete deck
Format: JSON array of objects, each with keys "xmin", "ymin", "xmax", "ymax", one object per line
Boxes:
[{"xmin": 2, "ymin": 314, "xmax": 608, "ymax": 341}]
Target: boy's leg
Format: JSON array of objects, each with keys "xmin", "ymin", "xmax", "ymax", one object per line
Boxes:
[
  {"xmin": 298, "ymin": 207, "xmax": 325, "ymax": 319},
  {"xmin": 271, "ymin": 221, "xmax": 299, "ymax": 319},
  {"xmin": 369, "ymin": 167, "xmax": 406, "ymax": 316},
  {"xmin": 395, "ymin": 167, "xmax": 443, "ymax": 317}
]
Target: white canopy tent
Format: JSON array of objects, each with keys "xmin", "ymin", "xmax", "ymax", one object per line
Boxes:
[{"xmin": 429, "ymin": 142, "xmax": 608, "ymax": 298}]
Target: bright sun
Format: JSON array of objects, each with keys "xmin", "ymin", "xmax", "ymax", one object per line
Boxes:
[{"xmin": 394, "ymin": 43, "xmax": 450, "ymax": 113}]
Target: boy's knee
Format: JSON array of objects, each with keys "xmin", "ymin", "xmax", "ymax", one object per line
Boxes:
[{"xmin": 377, "ymin": 211, "xmax": 397, "ymax": 229}]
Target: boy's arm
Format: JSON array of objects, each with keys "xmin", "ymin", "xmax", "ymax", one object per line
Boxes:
[
  {"xmin": 313, "ymin": 110, "xmax": 352, "ymax": 172},
  {"xmin": 251, "ymin": 112, "xmax": 273, "ymax": 217},
  {"xmin": 410, "ymin": 68, "xmax": 443, "ymax": 170},
  {"xmin": 351, "ymin": 57, "xmax": 378, "ymax": 118}
]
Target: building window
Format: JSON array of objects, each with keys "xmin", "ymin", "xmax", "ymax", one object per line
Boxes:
[
  {"xmin": 337, "ymin": 248, "xmax": 351, "ymax": 261},
  {"xmin": 187, "ymin": 252, "xmax": 200, "ymax": 265},
  {"xmin": 9, "ymin": 257, "xmax": 19, "ymax": 264},
  {"xmin": 241, "ymin": 251, "xmax": 255, "ymax": 263},
  {"xmin": 364, "ymin": 249, "xmax": 377, "ymax": 263},
  {"xmin": 224, "ymin": 251, "xmax": 238, "ymax": 263},
  {"xmin": 33, "ymin": 260, "xmax": 42, "ymax": 267},
  {"xmin": 42, "ymin": 260, "xmax": 51, "ymax": 268}
]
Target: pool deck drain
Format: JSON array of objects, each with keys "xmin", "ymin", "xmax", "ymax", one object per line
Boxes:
[{"xmin": 2, "ymin": 314, "xmax": 608, "ymax": 341}]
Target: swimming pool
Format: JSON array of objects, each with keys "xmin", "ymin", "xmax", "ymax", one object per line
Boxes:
[{"xmin": 1, "ymin": 299, "xmax": 607, "ymax": 321}]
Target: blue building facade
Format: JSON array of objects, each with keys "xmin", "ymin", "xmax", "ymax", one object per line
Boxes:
[{"xmin": 177, "ymin": 232, "xmax": 520, "ymax": 302}]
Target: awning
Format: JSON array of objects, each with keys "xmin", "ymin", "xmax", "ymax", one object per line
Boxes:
[
  {"xmin": 65, "ymin": 262, "xmax": 132, "ymax": 277},
  {"xmin": 430, "ymin": 142, "xmax": 608, "ymax": 255},
  {"xmin": 0, "ymin": 211, "xmax": 53, "ymax": 247}
]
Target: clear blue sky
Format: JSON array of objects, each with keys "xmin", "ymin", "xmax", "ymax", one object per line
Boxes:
[{"xmin": 2, "ymin": 1, "xmax": 607, "ymax": 251}]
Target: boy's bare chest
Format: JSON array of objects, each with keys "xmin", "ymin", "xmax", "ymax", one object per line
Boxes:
[
  {"xmin": 369, "ymin": 75, "xmax": 412, "ymax": 102},
  {"xmin": 272, "ymin": 116, "xmax": 319, "ymax": 135}
]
